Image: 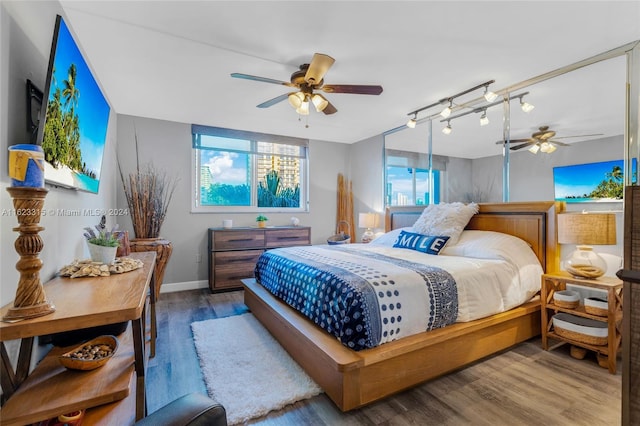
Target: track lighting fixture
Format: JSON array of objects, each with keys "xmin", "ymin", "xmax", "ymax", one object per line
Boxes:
[
  {"xmin": 406, "ymin": 113, "xmax": 417, "ymax": 128},
  {"xmin": 440, "ymin": 100, "xmax": 453, "ymax": 118},
  {"xmin": 483, "ymin": 86, "xmax": 498, "ymax": 102},
  {"xmin": 442, "ymin": 121, "xmax": 452, "ymax": 135},
  {"xmin": 479, "ymin": 110, "xmax": 489, "ymax": 126},
  {"xmin": 519, "ymin": 95, "xmax": 535, "ymax": 112}
]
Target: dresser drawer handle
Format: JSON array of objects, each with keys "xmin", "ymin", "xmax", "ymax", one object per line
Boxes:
[
  {"xmin": 276, "ymin": 236, "xmax": 302, "ymax": 240},
  {"xmin": 229, "ymin": 256, "xmax": 259, "ymax": 262},
  {"xmin": 228, "ymin": 238, "xmax": 255, "ymax": 243}
]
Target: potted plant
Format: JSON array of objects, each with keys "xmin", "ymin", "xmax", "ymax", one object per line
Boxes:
[
  {"xmin": 256, "ymin": 215, "xmax": 268, "ymax": 228},
  {"xmin": 84, "ymin": 220, "xmax": 121, "ymax": 265},
  {"xmin": 118, "ymin": 126, "xmax": 178, "ymax": 297}
]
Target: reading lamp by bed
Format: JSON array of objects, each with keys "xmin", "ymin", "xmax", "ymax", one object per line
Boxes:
[
  {"xmin": 558, "ymin": 212, "xmax": 616, "ymax": 279},
  {"xmin": 358, "ymin": 212, "xmax": 378, "ymax": 243}
]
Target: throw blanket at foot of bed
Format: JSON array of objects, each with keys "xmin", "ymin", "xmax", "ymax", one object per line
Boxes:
[{"xmin": 254, "ymin": 245, "xmax": 458, "ymax": 351}]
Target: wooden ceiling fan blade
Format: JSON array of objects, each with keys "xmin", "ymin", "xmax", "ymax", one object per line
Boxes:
[
  {"xmin": 548, "ymin": 140, "xmax": 571, "ymax": 146},
  {"xmin": 231, "ymin": 73, "xmax": 294, "ymax": 87},
  {"xmin": 321, "ymin": 84, "xmax": 383, "ymax": 95},
  {"xmin": 553, "ymin": 133, "xmax": 604, "ymax": 140},
  {"xmin": 257, "ymin": 93, "xmax": 289, "ymax": 108},
  {"xmin": 494, "ymin": 138, "xmax": 532, "ymax": 145},
  {"xmin": 305, "ymin": 53, "xmax": 335, "ymax": 85},
  {"xmin": 511, "ymin": 142, "xmax": 537, "ymax": 151},
  {"xmin": 322, "ymin": 101, "xmax": 337, "ymax": 115}
]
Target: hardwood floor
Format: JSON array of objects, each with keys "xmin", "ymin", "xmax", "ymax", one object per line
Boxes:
[{"xmin": 147, "ymin": 289, "xmax": 621, "ymax": 425}]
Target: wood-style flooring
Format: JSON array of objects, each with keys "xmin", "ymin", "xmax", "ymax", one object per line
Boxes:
[{"xmin": 146, "ymin": 289, "xmax": 621, "ymax": 425}]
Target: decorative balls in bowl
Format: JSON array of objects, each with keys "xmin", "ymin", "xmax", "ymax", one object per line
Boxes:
[{"xmin": 58, "ymin": 335, "xmax": 119, "ymax": 371}]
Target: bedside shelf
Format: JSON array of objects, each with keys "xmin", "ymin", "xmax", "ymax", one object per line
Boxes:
[{"xmin": 541, "ymin": 272, "xmax": 623, "ymax": 373}]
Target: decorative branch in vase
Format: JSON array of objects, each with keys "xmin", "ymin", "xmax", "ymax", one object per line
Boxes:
[{"xmin": 118, "ymin": 128, "xmax": 178, "ymax": 298}]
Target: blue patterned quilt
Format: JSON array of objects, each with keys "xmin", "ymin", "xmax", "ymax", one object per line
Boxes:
[{"xmin": 254, "ymin": 245, "xmax": 458, "ymax": 351}]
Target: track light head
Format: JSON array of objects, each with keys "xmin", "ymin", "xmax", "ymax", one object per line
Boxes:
[
  {"xmin": 479, "ymin": 111, "xmax": 489, "ymax": 126},
  {"xmin": 483, "ymin": 86, "xmax": 498, "ymax": 102},
  {"xmin": 440, "ymin": 100, "xmax": 453, "ymax": 118},
  {"xmin": 520, "ymin": 97, "xmax": 535, "ymax": 113},
  {"xmin": 442, "ymin": 122, "xmax": 452, "ymax": 135},
  {"xmin": 407, "ymin": 118, "xmax": 417, "ymax": 128}
]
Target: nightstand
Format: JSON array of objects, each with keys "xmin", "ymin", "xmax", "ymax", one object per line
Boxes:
[{"xmin": 541, "ymin": 272, "xmax": 623, "ymax": 373}]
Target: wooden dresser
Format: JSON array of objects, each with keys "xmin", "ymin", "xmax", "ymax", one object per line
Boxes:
[{"xmin": 208, "ymin": 226, "xmax": 311, "ymax": 291}]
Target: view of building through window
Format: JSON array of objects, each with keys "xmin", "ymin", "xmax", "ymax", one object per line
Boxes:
[
  {"xmin": 386, "ymin": 166, "xmax": 440, "ymax": 206},
  {"xmin": 192, "ymin": 125, "xmax": 307, "ymax": 210}
]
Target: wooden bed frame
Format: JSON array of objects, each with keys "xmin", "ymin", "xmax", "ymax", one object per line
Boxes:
[{"xmin": 243, "ymin": 201, "xmax": 564, "ymax": 411}]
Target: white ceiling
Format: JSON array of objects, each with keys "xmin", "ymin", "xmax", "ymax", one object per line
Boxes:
[{"xmin": 58, "ymin": 1, "xmax": 640, "ymax": 159}]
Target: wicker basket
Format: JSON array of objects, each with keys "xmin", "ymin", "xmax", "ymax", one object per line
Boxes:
[
  {"xmin": 327, "ymin": 221, "xmax": 351, "ymax": 245},
  {"xmin": 552, "ymin": 313, "xmax": 607, "ymax": 346},
  {"xmin": 584, "ymin": 297, "xmax": 608, "ymax": 317},
  {"xmin": 553, "ymin": 290, "xmax": 580, "ymax": 309}
]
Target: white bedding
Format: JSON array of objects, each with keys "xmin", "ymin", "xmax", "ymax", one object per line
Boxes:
[{"xmin": 367, "ymin": 229, "xmax": 543, "ymax": 322}]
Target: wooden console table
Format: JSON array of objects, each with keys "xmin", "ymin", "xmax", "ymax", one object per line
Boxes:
[{"xmin": 0, "ymin": 251, "xmax": 156, "ymax": 425}]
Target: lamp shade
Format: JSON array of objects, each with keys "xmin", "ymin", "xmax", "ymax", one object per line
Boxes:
[
  {"xmin": 358, "ymin": 212, "xmax": 377, "ymax": 229},
  {"xmin": 557, "ymin": 212, "xmax": 616, "ymax": 245}
]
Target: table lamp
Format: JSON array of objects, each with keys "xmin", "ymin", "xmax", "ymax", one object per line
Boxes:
[
  {"xmin": 557, "ymin": 212, "xmax": 616, "ymax": 279},
  {"xmin": 359, "ymin": 212, "xmax": 377, "ymax": 243}
]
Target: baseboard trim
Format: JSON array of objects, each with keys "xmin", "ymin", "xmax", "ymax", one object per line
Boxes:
[{"xmin": 160, "ymin": 280, "xmax": 208, "ymax": 293}]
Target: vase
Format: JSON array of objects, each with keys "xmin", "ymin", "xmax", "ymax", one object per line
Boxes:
[
  {"xmin": 4, "ymin": 187, "xmax": 55, "ymax": 321},
  {"xmin": 129, "ymin": 238, "xmax": 173, "ymax": 300},
  {"xmin": 257, "ymin": 221, "xmax": 266, "ymax": 228},
  {"xmin": 87, "ymin": 242, "xmax": 118, "ymax": 265}
]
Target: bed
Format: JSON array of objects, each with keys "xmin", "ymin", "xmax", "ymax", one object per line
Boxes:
[{"xmin": 242, "ymin": 201, "xmax": 564, "ymax": 411}]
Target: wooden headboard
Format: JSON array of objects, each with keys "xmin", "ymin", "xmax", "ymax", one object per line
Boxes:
[{"xmin": 385, "ymin": 201, "xmax": 565, "ymax": 273}]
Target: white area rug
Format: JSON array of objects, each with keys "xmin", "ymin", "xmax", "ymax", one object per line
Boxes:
[{"xmin": 191, "ymin": 313, "xmax": 322, "ymax": 424}]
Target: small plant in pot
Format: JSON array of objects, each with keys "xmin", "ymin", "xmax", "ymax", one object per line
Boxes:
[
  {"xmin": 256, "ymin": 215, "xmax": 268, "ymax": 228},
  {"xmin": 84, "ymin": 217, "xmax": 121, "ymax": 265}
]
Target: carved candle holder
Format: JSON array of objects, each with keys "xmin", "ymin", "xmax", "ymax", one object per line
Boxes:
[{"xmin": 3, "ymin": 187, "xmax": 55, "ymax": 321}]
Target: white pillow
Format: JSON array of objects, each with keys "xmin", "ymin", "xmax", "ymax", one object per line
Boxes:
[
  {"xmin": 368, "ymin": 227, "xmax": 412, "ymax": 246},
  {"xmin": 412, "ymin": 202, "xmax": 479, "ymax": 245}
]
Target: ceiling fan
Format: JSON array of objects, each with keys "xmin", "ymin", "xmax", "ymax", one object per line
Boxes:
[
  {"xmin": 231, "ymin": 53, "xmax": 383, "ymax": 116},
  {"xmin": 496, "ymin": 126, "xmax": 604, "ymax": 154}
]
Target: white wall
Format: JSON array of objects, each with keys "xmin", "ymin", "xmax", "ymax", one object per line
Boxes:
[
  {"xmin": 471, "ymin": 135, "xmax": 625, "ymax": 259},
  {"xmin": 116, "ymin": 114, "xmax": 350, "ymax": 288}
]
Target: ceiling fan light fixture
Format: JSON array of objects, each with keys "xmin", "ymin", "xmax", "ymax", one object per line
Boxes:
[
  {"xmin": 479, "ymin": 111, "xmax": 489, "ymax": 126},
  {"xmin": 539, "ymin": 142, "xmax": 552, "ymax": 153},
  {"xmin": 288, "ymin": 92, "xmax": 305, "ymax": 108},
  {"xmin": 545, "ymin": 143, "xmax": 557, "ymax": 153},
  {"xmin": 296, "ymin": 97, "xmax": 310, "ymax": 115},
  {"xmin": 483, "ymin": 87, "xmax": 498, "ymax": 102},
  {"xmin": 442, "ymin": 122, "xmax": 452, "ymax": 135},
  {"xmin": 528, "ymin": 144, "xmax": 540, "ymax": 154},
  {"xmin": 311, "ymin": 93, "xmax": 329, "ymax": 112}
]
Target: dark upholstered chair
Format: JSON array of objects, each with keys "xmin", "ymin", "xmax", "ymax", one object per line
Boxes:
[{"xmin": 135, "ymin": 393, "xmax": 227, "ymax": 426}]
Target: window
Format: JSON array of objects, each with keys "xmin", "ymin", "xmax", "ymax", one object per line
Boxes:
[
  {"xmin": 192, "ymin": 125, "xmax": 308, "ymax": 212},
  {"xmin": 385, "ymin": 149, "xmax": 444, "ymax": 206}
]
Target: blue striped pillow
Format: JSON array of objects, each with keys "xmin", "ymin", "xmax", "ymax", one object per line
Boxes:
[{"xmin": 393, "ymin": 230, "xmax": 450, "ymax": 255}]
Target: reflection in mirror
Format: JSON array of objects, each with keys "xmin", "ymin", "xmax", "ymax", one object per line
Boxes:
[{"xmin": 384, "ymin": 55, "xmax": 626, "ymax": 207}]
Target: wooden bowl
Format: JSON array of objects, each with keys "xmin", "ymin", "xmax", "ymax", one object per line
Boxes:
[{"xmin": 58, "ymin": 335, "xmax": 119, "ymax": 371}]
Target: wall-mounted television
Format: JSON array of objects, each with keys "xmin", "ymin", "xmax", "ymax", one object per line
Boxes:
[{"xmin": 35, "ymin": 14, "xmax": 110, "ymax": 194}]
